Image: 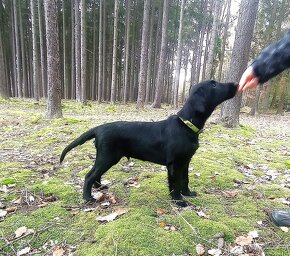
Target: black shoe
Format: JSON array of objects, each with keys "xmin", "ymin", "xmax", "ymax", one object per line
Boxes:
[{"xmin": 270, "ymin": 209, "xmax": 290, "ymax": 227}]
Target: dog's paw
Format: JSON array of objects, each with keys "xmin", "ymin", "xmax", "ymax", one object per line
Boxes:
[
  {"xmin": 182, "ymin": 190, "xmax": 197, "ymax": 198},
  {"xmin": 83, "ymin": 196, "xmax": 96, "ymax": 203},
  {"xmin": 174, "ymin": 200, "xmax": 190, "ymax": 208}
]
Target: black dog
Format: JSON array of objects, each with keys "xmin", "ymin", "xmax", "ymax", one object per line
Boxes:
[{"xmin": 60, "ymin": 80, "xmax": 237, "ymax": 207}]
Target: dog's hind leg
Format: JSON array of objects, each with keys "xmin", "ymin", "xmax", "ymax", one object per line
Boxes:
[{"xmin": 83, "ymin": 154, "xmax": 121, "ymax": 201}]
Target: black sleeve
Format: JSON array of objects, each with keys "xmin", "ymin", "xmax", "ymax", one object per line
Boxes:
[{"xmin": 251, "ymin": 29, "xmax": 290, "ymax": 84}]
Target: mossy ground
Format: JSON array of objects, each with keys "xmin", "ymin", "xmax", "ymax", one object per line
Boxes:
[{"xmin": 0, "ymin": 98, "xmax": 289, "ymax": 255}]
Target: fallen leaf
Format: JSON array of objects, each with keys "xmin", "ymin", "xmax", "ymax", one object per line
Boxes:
[
  {"xmin": 29, "ymin": 195, "xmax": 35, "ymax": 202},
  {"xmin": 196, "ymin": 210, "xmax": 208, "ymax": 219},
  {"xmin": 17, "ymin": 246, "xmax": 30, "ymax": 256},
  {"xmin": 156, "ymin": 208, "xmax": 168, "ymax": 215},
  {"xmin": 208, "ymin": 248, "xmax": 222, "ymax": 256},
  {"xmin": 45, "ymin": 195, "xmax": 57, "ymax": 202},
  {"xmin": 97, "ymin": 212, "xmax": 118, "ymax": 222},
  {"xmin": 159, "ymin": 222, "xmax": 166, "ymax": 227},
  {"xmin": 92, "ymin": 191, "xmax": 105, "ymax": 202},
  {"xmin": 235, "ymin": 235, "xmax": 253, "ymax": 246},
  {"xmin": 6, "ymin": 206, "xmax": 17, "ymax": 213},
  {"xmin": 222, "ymin": 190, "xmax": 239, "ymax": 198},
  {"xmin": 170, "ymin": 225, "xmax": 177, "ymax": 231},
  {"xmin": 196, "ymin": 244, "xmax": 205, "ymax": 255},
  {"xmin": 248, "ymin": 230, "xmax": 259, "ymax": 239},
  {"xmin": 280, "ymin": 227, "xmax": 288, "ymax": 232},
  {"xmin": 13, "ymin": 198, "xmax": 22, "ymax": 204},
  {"xmin": 15, "ymin": 226, "xmax": 27, "ymax": 238},
  {"xmin": 109, "ymin": 194, "xmax": 117, "ymax": 204},
  {"xmin": 38, "ymin": 202, "xmax": 48, "ymax": 208},
  {"xmin": 52, "ymin": 246, "xmax": 65, "ymax": 256},
  {"xmin": 0, "ymin": 209, "xmax": 7, "ymax": 218},
  {"xmin": 114, "ymin": 208, "xmax": 129, "ymax": 216}
]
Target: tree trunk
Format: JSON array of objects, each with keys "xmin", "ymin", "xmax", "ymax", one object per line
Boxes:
[
  {"xmin": 276, "ymin": 74, "xmax": 288, "ymax": 115},
  {"xmin": 110, "ymin": 0, "xmax": 119, "ymax": 104},
  {"xmin": 31, "ymin": 0, "xmax": 39, "ymax": 101},
  {"xmin": 19, "ymin": 3, "xmax": 28, "ymax": 97},
  {"xmin": 206, "ymin": 0, "xmax": 222, "ymax": 80},
  {"xmin": 173, "ymin": 0, "xmax": 185, "ymax": 109},
  {"xmin": 249, "ymin": 84, "xmax": 262, "ymax": 116},
  {"xmin": 71, "ymin": 1, "xmax": 76, "ymax": 99},
  {"xmin": 62, "ymin": 0, "xmax": 69, "ymax": 99},
  {"xmin": 136, "ymin": 0, "xmax": 151, "ymax": 108},
  {"xmin": 219, "ymin": 0, "xmax": 259, "ymax": 128},
  {"xmin": 80, "ymin": 0, "xmax": 86, "ymax": 104},
  {"xmin": 44, "ymin": 0, "xmax": 62, "ymax": 119},
  {"xmin": 97, "ymin": 0, "xmax": 103, "ymax": 103},
  {"xmin": 218, "ymin": 0, "xmax": 231, "ymax": 81},
  {"xmin": 13, "ymin": 0, "xmax": 22, "ymax": 97},
  {"xmin": 145, "ymin": 2, "xmax": 155, "ymax": 104},
  {"xmin": 123, "ymin": 0, "xmax": 131, "ymax": 104},
  {"xmin": 152, "ymin": 0, "xmax": 169, "ymax": 108},
  {"xmin": 0, "ymin": 32, "xmax": 8, "ymax": 98},
  {"xmin": 75, "ymin": 0, "xmax": 81, "ymax": 101},
  {"xmin": 38, "ymin": 0, "xmax": 47, "ymax": 98}
]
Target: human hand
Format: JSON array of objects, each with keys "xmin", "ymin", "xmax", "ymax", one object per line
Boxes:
[{"xmin": 238, "ymin": 66, "xmax": 259, "ymax": 92}]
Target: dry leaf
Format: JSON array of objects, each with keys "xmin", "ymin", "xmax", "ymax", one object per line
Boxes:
[
  {"xmin": 170, "ymin": 225, "xmax": 177, "ymax": 231},
  {"xmin": 13, "ymin": 197, "xmax": 22, "ymax": 204},
  {"xmin": 280, "ymin": 227, "xmax": 289, "ymax": 232},
  {"xmin": 196, "ymin": 244, "xmax": 205, "ymax": 255},
  {"xmin": 156, "ymin": 208, "xmax": 168, "ymax": 215},
  {"xmin": 52, "ymin": 246, "xmax": 65, "ymax": 256},
  {"xmin": 197, "ymin": 210, "xmax": 208, "ymax": 219},
  {"xmin": 248, "ymin": 230, "xmax": 259, "ymax": 238},
  {"xmin": 114, "ymin": 208, "xmax": 128, "ymax": 216},
  {"xmin": 222, "ymin": 190, "xmax": 239, "ymax": 198},
  {"xmin": 159, "ymin": 222, "xmax": 166, "ymax": 227},
  {"xmin": 38, "ymin": 202, "xmax": 48, "ymax": 208},
  {"xmin": 0, "ymin": 209, "xmax": 7, "ymax": 218},
  {"xmin": 6, "ymin": 206, "xmax": 17, "ymax": 213},
  {"xmin": 92, "ymin": 191, "xmax": 105, "ymax": 202},
  {"xmin": 15, "ymin": 226, "xmax": 27, "ymax": 238},
  {"xmin": 97, "ymin": 212, "xmax": 118, "ymax": 222},
  {"xmin": 235, "ymin": 235, "xmax": 253, "ymax": 246},
  {"xmin": 208, "ymin": 248, "xmax": 222, "ymax": 256},
  {"xmin": 29, "ymin": 195, "xmax": 35, "ymax": 202},
  {"xmin": 17, "ymin": 246, "xmax": 30, "ymax": 256}
]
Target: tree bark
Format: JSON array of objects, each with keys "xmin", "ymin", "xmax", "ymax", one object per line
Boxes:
[
  {"xmin": 80, "ymin": 0, "xmax": 86, "ymax": 104},
  {"xmin": 31, "ymin": 0, "xmax": 39, "ymax": 101},
  {"xmin": 173, "ymin": 0, "xmax": 185, "ymax": 109},
  {"xmin": 44, "ymin": 0, "xmax": 62, "ymax": 119},
  {"xmin": 219, "ymin": 0, "xmax": 259, "ymax": 128},
  {"xmin": 206, "ymin": 0, "xmax": 222, "ymax": 80},
  {"xmin": 110, "ymin": 0, "xmax": 119, "ymax": 104},
  {"xmin": 97, "ymin": 0, "xmax": 103, "ymax": 103},
  {"xmin": 75, "ymin": 0, "xmax": 81, "ymax": 101},
  {"xmin": 13, "ymin": 0, "xmax": 22, "ymax": 97},
  {"xmin": 152, "ymin": 0, "xmax": 169, "ymax": 108},
  {"xmin": 136, "ymin": 0, "xmax": 151, "ymax": 108},
  {"xmin": 0, "ymin": 32, "xmax": 8, "ymax": 98},
  {"xmin": 123, "ymin": 0, "xmax": 131, "ymax": 104}
]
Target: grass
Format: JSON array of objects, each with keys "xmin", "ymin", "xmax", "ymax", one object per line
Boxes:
[{"xmin": 0, "ymin": 98, "xmax": 289, "ymax": 255}]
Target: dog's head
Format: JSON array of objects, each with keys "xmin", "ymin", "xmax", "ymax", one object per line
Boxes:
[{"xmin": 179, "ymin": 80, "xmax": 238, "ymax": 122}]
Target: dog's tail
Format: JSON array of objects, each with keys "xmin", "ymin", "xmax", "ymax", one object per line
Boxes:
[{"xmin": 60, "ymin": 128, "xmax": 96, "ymax": 163}]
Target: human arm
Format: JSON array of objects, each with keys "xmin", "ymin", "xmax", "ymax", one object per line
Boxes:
[{"xmin": 239, "ymin": 29, "xmax": 290, "ymax": 91}]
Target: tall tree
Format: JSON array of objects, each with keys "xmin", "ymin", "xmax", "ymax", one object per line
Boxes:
[
  {"xmin": 152, "ymin": 0, "xmax": 169, "ymax": 108},
  {"xmin": 219, "ymin": 0, "xmax": 259, "ymax": 127},
  {"xmin": 0, "ymin": 31, "xmax": 8, "ymax": 98},
  {"xmin": 173, "ymin": 0, "xmax": 185, "ymax": 109},
  {"xmin": 38, "ymin": 0, "xmax": 46, "ymax": 98},
  {"xmin": 136, "ymin": 0, "xmax": 151, "ymax": 108},
  {"xmin": 98, "ymin": 0, "xmax": 103, "ymax": 103},
  {"xmin": 110, "ymin": 0, "xmax": 119, "ymax": 104},
  {"xmin": 75, "ymin": 0, "xmax": 81, "ymax": 101},
  {"xmin": 123, "ymin": 0, "xmax": 131, "ymax": 104},
  {"xmin": 80, "ymin": 0, "xmax": 86, "ymax": 104},
  {"xmin": 13, "ymin": 0, "xmax": 22, "ymax": 97},
  {"xmin": 44, "ymin": 0, "xmax": 62, "ymax": 119},
  {"xmin": 206, "ymin": 0, "xmax": 222, "ymax": 80},
  {"xmin": 31, "ymin": 0, "xmax": 39, "ymax": 101}
]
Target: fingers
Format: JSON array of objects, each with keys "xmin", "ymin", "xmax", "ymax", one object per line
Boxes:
[{"xmin": 238, "ymin": 66, "xmax": 258, "ymax": 92}]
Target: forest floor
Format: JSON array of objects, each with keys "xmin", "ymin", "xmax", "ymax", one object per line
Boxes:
[{"xmin": 0, "ymin": 98, "xmax": 289, "ymax": 256}]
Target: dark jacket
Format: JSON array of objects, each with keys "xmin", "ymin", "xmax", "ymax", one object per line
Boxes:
[{"xmin": 252, "ymin": 29, "xmax": 290, "ymax": 84}]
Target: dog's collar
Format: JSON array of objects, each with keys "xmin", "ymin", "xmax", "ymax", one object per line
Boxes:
[{"xmin": 178, "ymin": 116, "xmax": 202, "ymax": 134}]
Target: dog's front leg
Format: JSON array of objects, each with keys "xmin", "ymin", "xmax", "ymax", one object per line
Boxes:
[
  {"xmin": 181, "ymin": 167, "xmax": 197, "ymax": 197},
  {"xmin": 167, "ymin": 163, "xmax": 188, "ymax": 207}
]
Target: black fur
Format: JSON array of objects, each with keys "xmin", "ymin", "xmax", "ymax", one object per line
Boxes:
[{"xmin": 60, "ymin": 80, "xmax": 237, "ymax": 207}]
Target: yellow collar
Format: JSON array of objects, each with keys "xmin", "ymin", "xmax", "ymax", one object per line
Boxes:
[{"xmin": 178, "ymin": 117, "xmax": 200, "ymax": 134}]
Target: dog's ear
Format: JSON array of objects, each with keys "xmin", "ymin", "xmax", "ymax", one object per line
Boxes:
[{"xmin": 194, "ymin": 98, "xmax": 206, "ymax": 115}]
